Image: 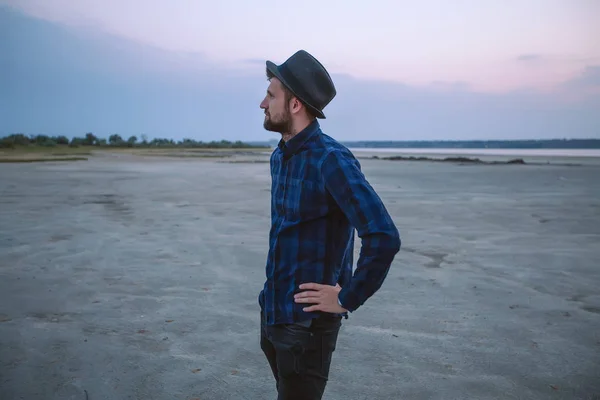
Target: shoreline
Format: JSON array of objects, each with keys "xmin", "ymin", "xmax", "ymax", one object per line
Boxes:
[
  {"xmin": 350, "ymin": 148, "xmax": 600, "ymax": 166},
  {"xmin": 1, "ymin": 146, "xmax": 599, "ymax": 166}
]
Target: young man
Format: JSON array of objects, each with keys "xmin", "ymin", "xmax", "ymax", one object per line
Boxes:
[{"xmin": 258, "ymin": 50, "xmax": 401, "ymax": 400}]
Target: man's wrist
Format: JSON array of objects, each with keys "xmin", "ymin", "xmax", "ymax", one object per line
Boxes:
[{"xmin": 337, "ymin": 287, "xmax": 358, "ymax": 313}]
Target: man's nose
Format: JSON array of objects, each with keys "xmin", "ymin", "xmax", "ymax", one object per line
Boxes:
[{"xmin": 260, "ymin": 98, "xmax": 267, "ymax": 109}]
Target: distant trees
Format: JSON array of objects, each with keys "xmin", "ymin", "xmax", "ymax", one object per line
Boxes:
[
  {"xmin": 84, "ymin": 133, "xmax": 97, "ymax": 146},
  {"xmin": 108, "ymin": 134, "xmax": 123, "ymax": 146},
  {"xmin": 0, "ymin": 133, "xmax": 268, "ymax": 149}
]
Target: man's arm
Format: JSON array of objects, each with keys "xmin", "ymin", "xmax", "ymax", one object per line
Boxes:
[{"xmin": 320, "ymin": 148, "xmax": 401, "ymax": 312}]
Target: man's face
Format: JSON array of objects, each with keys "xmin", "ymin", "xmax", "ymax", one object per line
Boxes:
[{"xmin": 260, "ymin": 78, "xmax": 292, "ymax": 134}]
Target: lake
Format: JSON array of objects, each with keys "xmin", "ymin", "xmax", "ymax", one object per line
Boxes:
[{"xmin": 347, "ymin": 148, "xmax": 600, "ymax": 158}]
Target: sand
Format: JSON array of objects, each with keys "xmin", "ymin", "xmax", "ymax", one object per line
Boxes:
[{"xmin": 1, "ymin": 151, "xmax": 599, "ymax": 400}]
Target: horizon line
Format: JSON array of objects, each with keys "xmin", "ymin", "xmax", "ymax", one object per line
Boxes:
[{"xmin": 2, "ymin": 133, "xmax": 600, "ymax": 143}]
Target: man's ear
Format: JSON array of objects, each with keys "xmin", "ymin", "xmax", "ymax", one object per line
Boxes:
[{"xmin": 289, "ymin": 97, "xmax": 304, "ymax": 115}]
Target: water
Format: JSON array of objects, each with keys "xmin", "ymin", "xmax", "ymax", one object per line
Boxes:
[{"xmin": 348, "ymin": 148, "xmax": 600, "ymax": 158}]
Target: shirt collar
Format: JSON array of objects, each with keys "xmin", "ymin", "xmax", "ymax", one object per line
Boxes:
[{"xmin": 277, "ymin": 119, "xmax": 320, "ymax": 158}]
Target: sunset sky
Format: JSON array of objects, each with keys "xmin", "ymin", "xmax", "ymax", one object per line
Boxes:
[{"xmin": 1, "ymin": 0, "xmax": 599, "ymax": 141}]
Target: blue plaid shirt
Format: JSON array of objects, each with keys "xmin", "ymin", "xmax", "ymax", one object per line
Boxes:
[{"xmin": 259, "ymin": 120, "xmax": 401, "ymax": 325}]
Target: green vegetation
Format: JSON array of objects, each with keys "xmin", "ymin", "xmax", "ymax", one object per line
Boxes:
[
  {"xmin": 0, "ymin": 157, "xmax": 88, "ymax": 163},
  {"xmin": 0, "ymin": 133, "xmax": 270, "ymax": 149}
]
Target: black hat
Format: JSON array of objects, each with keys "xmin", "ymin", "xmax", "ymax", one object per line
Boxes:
[{"xmin": 266, "ymin": 50, "xmax": 336, "ymax": 119}]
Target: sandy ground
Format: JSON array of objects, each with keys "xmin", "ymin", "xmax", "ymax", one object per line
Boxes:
[{"xmin": 1, "ymin": 151, "xmax": 600, "ymax": 400}]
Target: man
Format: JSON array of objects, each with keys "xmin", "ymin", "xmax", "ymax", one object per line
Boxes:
[{"xmin": 258, "ymin": 50, "xmax": 401, "ymax": 400}]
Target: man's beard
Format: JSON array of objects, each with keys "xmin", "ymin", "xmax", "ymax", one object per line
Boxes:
[{"xmin": 263, "ymin": 110, "xmax": 292, "ymax": 134}]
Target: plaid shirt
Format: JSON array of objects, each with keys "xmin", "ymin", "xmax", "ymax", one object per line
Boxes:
[{"xmin": 259, "ymin": 120, "xmax": 401, "ymax": 325}]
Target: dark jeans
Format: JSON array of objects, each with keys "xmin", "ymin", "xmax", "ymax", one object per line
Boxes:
[{"xmin": 260, "ymin": 311, "xmax": 342, "ymax": 400}]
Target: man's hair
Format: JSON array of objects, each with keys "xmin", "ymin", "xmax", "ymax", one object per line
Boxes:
[{"xmin": 266, "ymin": 69, "xmax": 317, "ymax": 119}]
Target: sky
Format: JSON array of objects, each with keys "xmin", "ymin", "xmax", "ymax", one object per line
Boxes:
[{"xmin": 1, "ymin": 0, "xmax": 599, "ymax": 141}]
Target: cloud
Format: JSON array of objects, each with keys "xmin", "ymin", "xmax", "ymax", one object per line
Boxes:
[
  {"xmin": 515, "ymin": 53, "xmax": 600, "ymax": 67},
  {"xmin": 428, "ymin": 81, "xmax": 472, "ymax": 92},
  {"xmin": 323, "ymin": 71, "xmax": 600, "ymax": 141},
  {"xmin": 563, "ymin": 65, "xmax": 600, "ymax": 89},
  {"xmin": 1, "ymin": 6, "xmax": 598, "ymax": 141},
  {"xmin": 516, "ymin": 54, "xmax": 544, "ymax": 62}
]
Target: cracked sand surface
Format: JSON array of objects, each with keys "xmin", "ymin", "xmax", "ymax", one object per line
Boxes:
[{"xmin": 1, "ymin": 154, "xmax": 599, "ymax": 399}]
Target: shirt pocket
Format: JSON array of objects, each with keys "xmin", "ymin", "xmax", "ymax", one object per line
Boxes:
[{"xmin": 284, "ymin": 178, "xmax": 326, "ymax": 220}]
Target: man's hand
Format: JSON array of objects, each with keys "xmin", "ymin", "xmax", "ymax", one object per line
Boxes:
[{"xmin": 294, "ymin": 283, "xmax": 348, "ymax": 313}]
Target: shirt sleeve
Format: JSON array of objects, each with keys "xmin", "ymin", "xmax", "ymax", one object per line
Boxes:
[{"xmin": 320, "ymin": 148, "xmax": 401, "ymax": 312}]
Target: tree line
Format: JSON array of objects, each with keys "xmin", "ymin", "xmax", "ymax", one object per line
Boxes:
[{"xmin": 0, "ymin": 133, "xmax": 268, "ymax": 149}]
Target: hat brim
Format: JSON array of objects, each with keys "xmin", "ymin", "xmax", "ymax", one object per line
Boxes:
[{"xmin": 266, "ymin": 61, "xmax": 326, "ymax": 119}]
